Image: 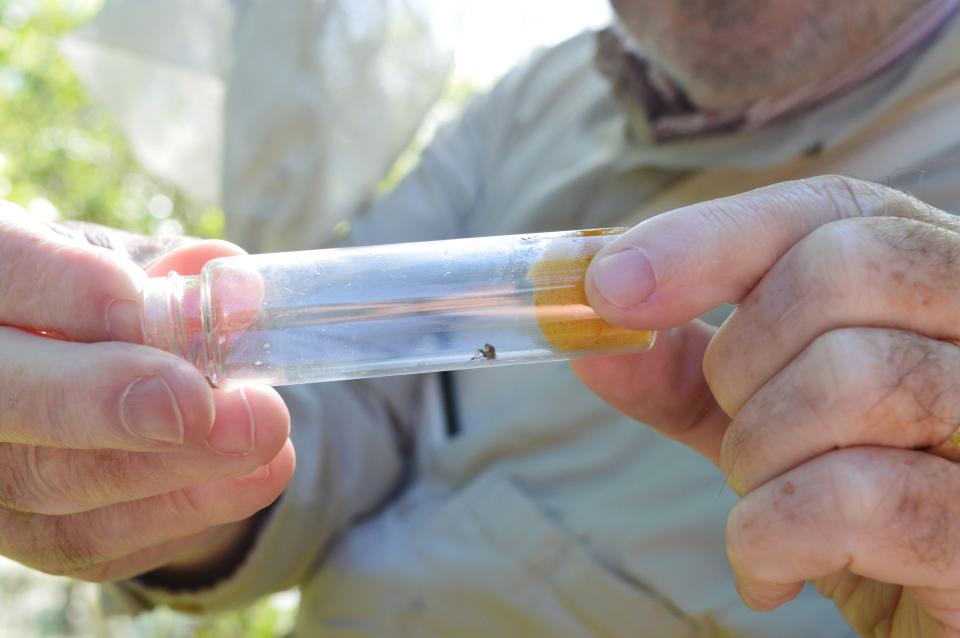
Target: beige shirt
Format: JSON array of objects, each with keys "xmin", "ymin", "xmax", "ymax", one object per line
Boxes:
[{"xmin": 109, "ymin": 20, "xmax": 960, "ymax": 638}]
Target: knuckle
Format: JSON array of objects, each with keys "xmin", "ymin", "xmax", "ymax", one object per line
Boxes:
[
  {"xmin": 822, "ymin": 451, "xmax": 888, "ymax": 532},
  {"xmin": 804, "ymin": 174, "xmax": 868, "ymax": 192},
  {"xmin": 836, "ymin": 452, "xmax": 959, "ymax": 571},
  {"xmin": 797, "ymin": 220, "xmax": 869, "ymax": 287},
  {"xmin": 799, "ymin": 174, "xmax": 906, "ymax": 219},
  {"xmin": 807, "ymin": 330, "xmax": 882, "ymax": 411},
  {"xmin": 0, "ymin": 445, "xmax": 59, "ymax": 513},
  {"xmin": 801, "ymin": 175, "xmax": 957, "ymax": 237},
  {"xmin": 822, "ymin": 450, "xmax": 957, "ymax": 575},
  {"xmin": 813, "ymin": 330, "xmax": 960, "ymax": 447},
  {"xmin": 785, "ymin": 331, "xmax": 877, "ymax": 440},
  {"xmin": 42, "ymin": 516, "xmax": 104, "ymax": 575},
  {"xmin": 163, "ymin": 487, "xmax": 213, "ymax": 528},
  {"xmin": 799, "ymin": 174, "xmax": 872, "ymax": 218}
]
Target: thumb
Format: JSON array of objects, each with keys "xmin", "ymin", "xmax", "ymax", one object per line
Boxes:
[
  {"xmin": 583, "ymin": 176, "xmax": 944, "ymax": 331},
  {"xmin": 576, "ymin": 176, "xmax": 940, "ymax": 465}
]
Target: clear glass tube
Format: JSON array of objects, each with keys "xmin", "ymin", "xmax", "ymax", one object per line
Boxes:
[{"xmin": 140, "ymin": 228, "xmax": 656, "ymax": 387}]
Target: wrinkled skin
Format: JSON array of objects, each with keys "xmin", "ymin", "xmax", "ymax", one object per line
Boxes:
[
  {"xmin": 0, "ymin": 200, "xmax": 294, "ymax": 582},
  {"xmin": 575, "ymin": 176, "xmax": 960, "ymax": 637}
]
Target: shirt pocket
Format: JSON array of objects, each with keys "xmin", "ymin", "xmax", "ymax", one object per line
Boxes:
[{"xmin": 409, "ymin": 475, "xmax": 708, "ymax": 638}]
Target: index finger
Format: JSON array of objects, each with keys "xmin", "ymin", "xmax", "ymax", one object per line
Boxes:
[
  {"xmin": 0, "ymin": 201, "xmax": 146, "ymax": 343},
  {"xmin": 584, "ymin": 176, "xmax": 959, "ymax": 331}
]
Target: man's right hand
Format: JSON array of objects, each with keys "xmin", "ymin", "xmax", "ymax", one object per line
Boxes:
[{"xmin": 0, "ymin": 201, "xmax": 294, "ymax": 583}]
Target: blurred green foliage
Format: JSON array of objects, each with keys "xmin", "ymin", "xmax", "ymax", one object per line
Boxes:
[
  {"xmin": 1, "ymin": 558, "xmax": 299, "ymax": 638},
  {"xmin": 0, "ymin": 0, "xmax": 224, "ymax": 238},
  {"xmin": 0, "ymin": 0, "xmax": 294, "ymax": 636},
  {"xmin": 0, "ymin": 2, "xmax": 477, "ymax": 636},
  {"xmin": 376, "ymin": 77, "xmax": 480, "ymax": 196}
]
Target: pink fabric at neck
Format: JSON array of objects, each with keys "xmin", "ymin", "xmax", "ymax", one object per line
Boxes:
[
  {"xmin": 597, "ymin": 0, "xmax": 960, "ymax": 142},
  {"xmin": 738, "ymin": 0, "xmax": 960, "ymax": 133}
]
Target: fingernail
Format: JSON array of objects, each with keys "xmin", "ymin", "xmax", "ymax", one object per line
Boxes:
[
  {"xmin": 121, "ymin": 376, "xmax": 184, "ymax": 444},
  {"xmin": 206, "ymin": 388, "xmax": 256, "ymax": 456},
  {"xmin": 590, "ymin": 248, "xmax": 657, "ymax": 309},
  {"xmin": 106, "ymin": 299, "xmax": 144, "ymax": 343}
]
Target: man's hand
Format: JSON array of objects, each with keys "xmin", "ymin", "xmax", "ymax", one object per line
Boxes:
[
  {"xmin": 573, "ymin": 176, "xmax": 960, "ymax": 637},
  {"xmin": 0, "ymin": 201, "xmax": 294, "ymax": 583}
]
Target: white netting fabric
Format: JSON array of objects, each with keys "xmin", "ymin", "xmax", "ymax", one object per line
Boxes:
[{"xmin": 63, "ymin": 0, "xmax": 462, "ymax": 249}]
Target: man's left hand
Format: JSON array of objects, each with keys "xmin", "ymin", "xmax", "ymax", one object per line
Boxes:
[{"xmin": 573, "ymin": 175, "xmax": 960, "ymax": 637}]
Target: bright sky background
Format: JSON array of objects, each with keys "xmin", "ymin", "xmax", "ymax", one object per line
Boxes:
[
  {"xmin": 454, "ymin": 0, "xmax": 613, "ymax": 86},
  {"xmin": 48, "ymin": 0, "xmax": 614, "ymax": 89}
]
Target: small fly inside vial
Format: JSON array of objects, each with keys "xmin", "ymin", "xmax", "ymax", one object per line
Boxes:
[{"xmin": 140, "ymin": 229, "xmax": 656, "ymax": 387}]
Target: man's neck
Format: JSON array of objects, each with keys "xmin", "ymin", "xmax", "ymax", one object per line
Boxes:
[{"xmin": 598, "ymin": 0, "xmax": 960, "ymax": 142}]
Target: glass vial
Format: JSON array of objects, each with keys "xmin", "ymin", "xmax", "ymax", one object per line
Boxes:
[{"xmin": 140, "ymin": 228, "xmax": 656, "ymax": 387}]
